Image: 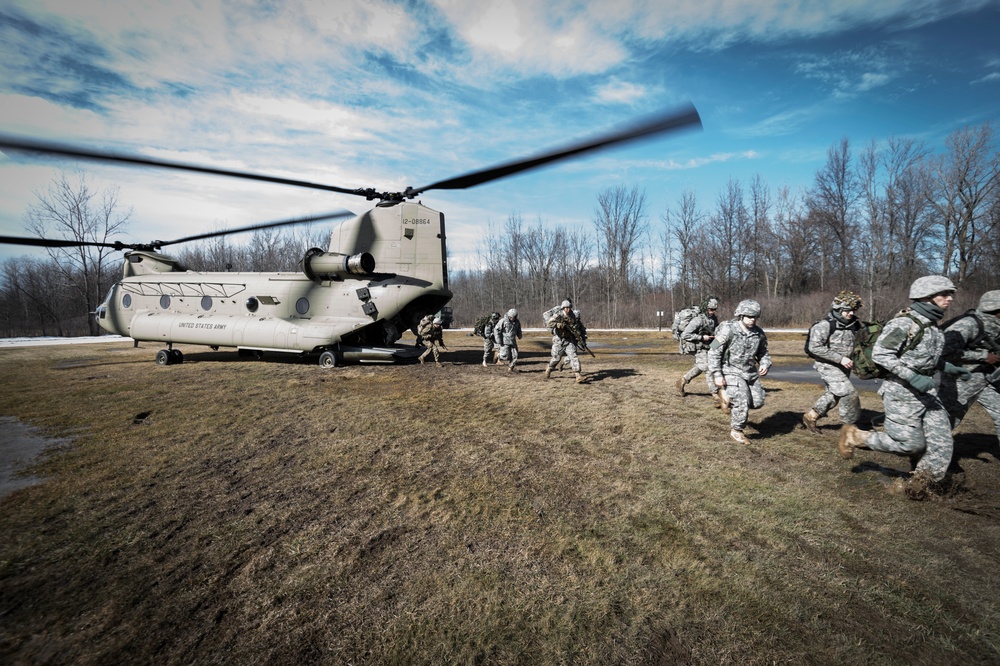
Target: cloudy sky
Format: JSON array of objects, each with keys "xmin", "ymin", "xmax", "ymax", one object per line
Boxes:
[{"xmin": 1, "ymin": 0, "xmax": 998, "ymax": 268}]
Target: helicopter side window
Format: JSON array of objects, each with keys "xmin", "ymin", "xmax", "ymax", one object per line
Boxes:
[
  {"xmin": 201, "ymin": 296, "xmax": 213, "ymax": 311},
  {"xmin": 159, "ymin": 295, "xmax": 171, "ymax": 309},
  {"xmin": 122, "ymin": 294, "xmax": 132, "ymax": 308},
  {"xmin": 246, "ymin": 297, "xmax": 259, "ymax": 313},
  {"xmin": 296, "ymin": 298, "xmax": 310, "ymax": 315}
]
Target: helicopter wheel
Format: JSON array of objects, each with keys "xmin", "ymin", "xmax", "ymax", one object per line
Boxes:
[
  {"xmin": 155, "ymin": 350, "xmax": 171, "ymax": 366},
  {"xmin": 318, "ymin": 351, "xmax": 339, "ymax": 368},
  {"xmin": 170, "ymin": 349, "xmax": 184, "ymax": 364}
]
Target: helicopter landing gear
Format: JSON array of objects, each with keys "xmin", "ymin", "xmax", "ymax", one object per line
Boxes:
[
  {"xmin": 155, "ymin": 349, "xmax": 184, "ymax": 365},
  {"xmin": 318, "ymin": 351, "xmax": 340, "ymax": 368}
]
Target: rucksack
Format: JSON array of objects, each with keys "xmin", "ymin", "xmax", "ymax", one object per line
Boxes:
[
  {"xmin": 671, "ymin": 306, "xmax": 699, "ymax": 340},
  {"xmin": 851, "ymin": 311, "xmax": 934, "ymax": 380},
  {"xmin": 473, "ymin": 314, "xmax": 492, "ymax": 338},
  {"xmin": 804, "ymin": 315, "xmax": 860, "ymax": 363},
  {"xmin": 941, "ymin": 309, "xmax": 988, "ymax": 348}
]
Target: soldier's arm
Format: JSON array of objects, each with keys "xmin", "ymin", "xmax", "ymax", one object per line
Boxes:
[
  {"xmin": 707, "ymin": 325, "xmax": 729, "ymax": 379},
  {"xmin": 681, "ymin": 315, "xmax": 706, "ymax": 342},
  {"xmin": 943, "ymin": 318, "xmax": 987, "ymax": 365},
  {"xmin": 872, "ymin": 318, "xmax": 917, "ymax": 382},
  {"xmin": 757, "ymin": 334, "xmax": 772, "ymax": 373},
  {"xmin": 806, "ymin": 320, "xmax": 843, "ymax": 364}
]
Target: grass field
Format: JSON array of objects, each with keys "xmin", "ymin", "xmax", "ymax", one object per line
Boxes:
[{"xmin": 1, "ymin": 330, "xmax": 999, "ymax": 664}]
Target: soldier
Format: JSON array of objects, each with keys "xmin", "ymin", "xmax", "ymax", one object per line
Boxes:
[
  {"xmin": 708, "ymin": 299, "xmax": 772, "ymax": 444},
  {"xmin": 494, "ymin": 308, "xmax": 523, "ymax": 372},
  {"xmin": 802, "ymin": 291, "xmax": 863, "ymax": 434},
  {"xmin": 838, "ymin": 275, "xmax": 972, "ymax": 491},
  {"xmin": 482, "ymin": 311, "xmax": 501, "ymax": 367},
  {"xmin": 940, "ymin": 289, "xmax": 1000, "ymax": 440},
  {"xmin": 544, "ymin": 300, "xmax": 588, "ymax": 383},
  {"xmin": 675, "ymin": 297, "xmax": 720, "ymax": 405},
  {"xmin": 418, "ymin": 317, "xmax": 447, "ymax": 365}
]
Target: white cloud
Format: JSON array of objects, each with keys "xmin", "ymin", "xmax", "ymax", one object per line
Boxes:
[
  {"xmin": 972, "ymin": 72, "xmax": 1000, "ymax": 84},
  {"xmin": 593, "ymin": 79, "xmax": 652, "ymax": 105}
]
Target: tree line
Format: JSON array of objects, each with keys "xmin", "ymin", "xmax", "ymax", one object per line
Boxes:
[{"xmin": 2, "ymin": 122, "xmax": 997, "ymax": 337}]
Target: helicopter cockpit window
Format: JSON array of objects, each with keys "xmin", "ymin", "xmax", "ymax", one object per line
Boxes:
[
  {"xmin": 201, "ymin": 296, "xmax": 213, "ymax": 311},
  {"xmin": 159, "ymin": 295, "xmax": 171, "ymax": 309},
  {"xmin": 296, "ymin": 298, "xmax": 310, "ymax": 315},
  {"xmin": 246, "ymin": 297, "xmax": 259, "ymax": 313},
  {"xmin": 122, "ymin": 294, "xmax": 132, "ymax": 308}
]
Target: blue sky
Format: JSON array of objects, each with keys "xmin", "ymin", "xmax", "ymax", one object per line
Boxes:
[{"xmin": 1, "ymin": 0, "xmax": 998, "ymax": 269}]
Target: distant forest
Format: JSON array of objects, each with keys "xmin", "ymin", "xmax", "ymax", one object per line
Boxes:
[{"xmin": 2, "ymin": 124, "xmax": 998, "ymax": 337}]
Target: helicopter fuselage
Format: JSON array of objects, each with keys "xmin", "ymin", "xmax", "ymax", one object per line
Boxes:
[{"xmin": 95, "ymin": 201, "xmax": 451, "ymax": 364}]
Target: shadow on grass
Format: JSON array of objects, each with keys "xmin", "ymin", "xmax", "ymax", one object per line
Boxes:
[{"xmin": 954, "ymin": 432, "xmax": 1000, "ymax": 464}]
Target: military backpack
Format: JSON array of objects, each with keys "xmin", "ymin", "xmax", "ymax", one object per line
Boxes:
[
  {"xmin": 473, "ymin": 314, "xmax": 492, "ymax": 338},
  {"xmin": 671, "ymin": 306, "xmax": 700, "ymax": 353},
  {"xmin": 851, "ymin": 310, "xmax": 934, "ymax": 380}
]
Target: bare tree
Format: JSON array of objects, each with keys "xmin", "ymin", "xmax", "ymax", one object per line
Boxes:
[
  {"xmin": 925, "ymin": 122, "xmax": 999, "ymax": 285},
  {"xmin": 807, "ymin": 137, "xmax": 861, "ymax": 287},
  {"xmin": 593, "ymin": 185, "xmax": 648, "ymax": 326},
  {"xmin": 24, "ymin": 172, "xmax": 132, "ymax": 335}
]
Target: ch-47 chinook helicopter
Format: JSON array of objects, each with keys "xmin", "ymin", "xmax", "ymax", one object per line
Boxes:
[{"xmin": 0, "ymin": 104, "xmax": 700, "ymax": 366}]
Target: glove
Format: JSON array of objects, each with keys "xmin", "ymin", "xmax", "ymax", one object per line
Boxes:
[
  {"xmin": 907, "ymin": 374, "xmax": 936, "ymax": 393},
  {"xmin": 986, "ymin": 352, "xmax": 1000, "ymax": 366},
  {"xmin": 942, "ymin": 362, "xmax": 972, "ymax": 380}
]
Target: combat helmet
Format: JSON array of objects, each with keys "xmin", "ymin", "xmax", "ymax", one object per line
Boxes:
[
  {"xmin": 909, "ymin": 275, "xmax": 956, "ymax": 300},
  {"xmin": 734, "ymin": 299, "xmax": 761, "ymax": 317},
  {"xmin": 507, "ymin": 308, "xmax": 518, "ymax": 318},
  {"xmin": 831, "ymin": 290, "xmax": 862, "ymax": 311},
  {"xmin": 490, "ymin": 311, "xmax": 501, "ymax": 320},
  {"xmin": 702, "ymin": 296, "xmax": 719, "ymax": 311},
  {"xmin": 561, "ymin": 299, "xmax": 572, "ymax": 308},
  {"xmin": 979, "ymin": 290, "xmax": 1000, "ymax": 313}
]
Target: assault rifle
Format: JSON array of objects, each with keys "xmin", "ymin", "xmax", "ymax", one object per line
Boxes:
[{"xmin": 560, "ymin": 315, "xmax": 595, "ymax": 358}]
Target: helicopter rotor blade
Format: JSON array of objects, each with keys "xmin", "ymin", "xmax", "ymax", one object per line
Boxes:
[
  {"xmin": 405, "ymin": 103, "xmax": 701, "ymax": 197},
  {"xmin": 0, "ymin": 235, "xmax": 122, "ymax": 250},
  {"xmin": 0, "ymin": 135, "xmax": 368, "ymax": 197},
  {"xmin": 0, "ymin": 209, "xmax": 354, "ymax": 252},
  {"xmin": 153, "ymin": 209, "xmax": 355, "ymax": 248}
]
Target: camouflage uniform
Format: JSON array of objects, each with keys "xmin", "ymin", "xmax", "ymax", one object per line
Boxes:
[
  {"xmin": 838, "ymin": 276, "xmax": 968, "ymax": 484},
  {"xmin": 940, "ymin": 290, "xmax": 1000, "ymax": 440},
  {"xmin": 546, "ymin": 302, "xmax": 586, "ymax": 376},
  {"xmin": 418, "ymin": 318, "xmax": 446, "ymax": 365},
  {"xmin": 482, "ymin": 313, "xmax": 500, "ymax": 366},
  {"xmin": 494, "ymin": 309, "xmax": 522, "ymax": 371},
  {"xmin": 804, "ymin": 292, "xmax": 863, "ymax": 429},
  {"xmin": 708, "ymin": 300, "xmax": 771, "ymax": 439},
  {"xmin": 679, "ymin": 299, "xmax": 719, "ymax": 398}
]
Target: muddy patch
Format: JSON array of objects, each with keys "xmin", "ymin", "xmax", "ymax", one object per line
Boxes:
[{"xmin": 0, "ymin": 416, "xmax": 72, "ymax": 499}]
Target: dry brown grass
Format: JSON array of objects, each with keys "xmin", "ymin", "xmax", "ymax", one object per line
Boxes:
[{"xmin": 2, "ymin": 331, "xmax": 999, "ymax": 665}]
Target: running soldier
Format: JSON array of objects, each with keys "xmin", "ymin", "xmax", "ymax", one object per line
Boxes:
[
  {"xmin": 802, "ymin": 291, "xmax": 863, "ymax": 434},
  {"xmin": 544, "ymin": 300, "xmax": 588, "ymax": 384},
  {"xmin": 418, "ymin": 316, "xmax": 447, "ymax": 365},
  {"xmin": 481, "ymin": 311, "xmax": 501, "ymax": 367},
  {"xmin": 708, "ymin": 299, "xmax": 772, "ymax": 444},
  {"xmin": 675, "ymin": 297, "xmax": 720, "ymax": 405},
  {"xmin": 940, "ymin": 289, "xmax": 1000, "ymax": 441},
  {"xmin": 838, "ymin": 276, "xmax": 972, "ymax": 492},
  {"xmin": 494, "ymin": 308, "xmax": 523, "ymax": 372}
]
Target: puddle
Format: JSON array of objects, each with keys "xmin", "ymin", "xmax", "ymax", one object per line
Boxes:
[{"xmin": 0, "ymin": 416, "xmax": 72, "ymax": 499}]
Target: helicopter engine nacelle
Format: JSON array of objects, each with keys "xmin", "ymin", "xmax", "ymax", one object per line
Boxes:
[{"xmin": 300, "ymin": 247, "xmax": 376, "ymax": 282}]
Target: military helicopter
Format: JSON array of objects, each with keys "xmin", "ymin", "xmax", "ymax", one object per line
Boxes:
[{"xmin": 0, "ymin": 104, "xmax": 701, "ymax": 366}]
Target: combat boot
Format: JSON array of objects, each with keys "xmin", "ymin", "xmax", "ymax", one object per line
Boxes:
[
  {"xmin": 719, "ymin": 389, "xmax": 732, "ymax": 414},
  {"xmin": 482, "ymin": 360, "xmax": 488, "ymax": 367},
  {"xmin": 675, "ymin": 377, "xmax": 687, "ymax": 396},
  {"xmin": 544, "ymin": 366, "xmax": 552, "ymax": 379},
  {"xmin": 712, "ymin": 393, "xmax": 722, "ymax": 409},
  {"xmin": 837, "ymin": 424, "xmax": 868, "ymax": 460},
  {"xmin": 802, "ymin": 409, "xmax": 822, "ymax": 435},
  {"xmin": 419, "ymin": 355, "xmax": 426, "ymax": 364},
  {"xmin": 575, "ymin": 372, "xmax": 586, "ymax": 384},
  {"xmin": 730, "ymin": 429, "xmax": 749, "ymax": 444}
]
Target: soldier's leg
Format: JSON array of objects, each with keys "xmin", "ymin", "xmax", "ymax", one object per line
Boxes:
[
  {"xmin": 865, "ymin": 388, "xmax": 927, "ymax": 457},
  {"xmin": 975, "ymin": 384, "xmax": 1000, "ymax": 440},
  {"xmin": 912, "ymin": 398, "xmax": 954, "ymax": 482},
  {"xmin": 483, "ymin": 339, "xmax": 493, "ymax": 365},
  {"xmin": 940, "ymin": 373, "xmax": 982, "ymax": 430},
  {"xmin": 682, "ymin": 363, "xmax": 703, "ymax": 384},
  {"xmin": 693, "ymin": 351, "xmax": 716, "ymax": 395},
  {"xmin": 431, "ymin": 342, "xmax": 441, "ymax": 364},
  {"xmin": 748, "ymin": 377, "xmax": 766, "ymax": 411},
  {"xmin": 499, "ymin": 344, "xmax": 510, "ymax": 364},
  {"xmin": 565, "ymin": 344, "xmax": 581, "ymax": 373},
  {"xmin": 548, "ymin": 337, "xmax": 563, "ymax": 370},
  {"xmin": 509, "ymin": 345, "xmax": 519, "ymax": 369},
  {"xmin": 726, "ymin": 375, "xmax": 750, "ymax": 431}
]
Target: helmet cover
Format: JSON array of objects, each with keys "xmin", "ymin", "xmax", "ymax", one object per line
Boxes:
[{"xmin": 909, "ymin": 275, "xmax": 957, "ymax": 300}]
